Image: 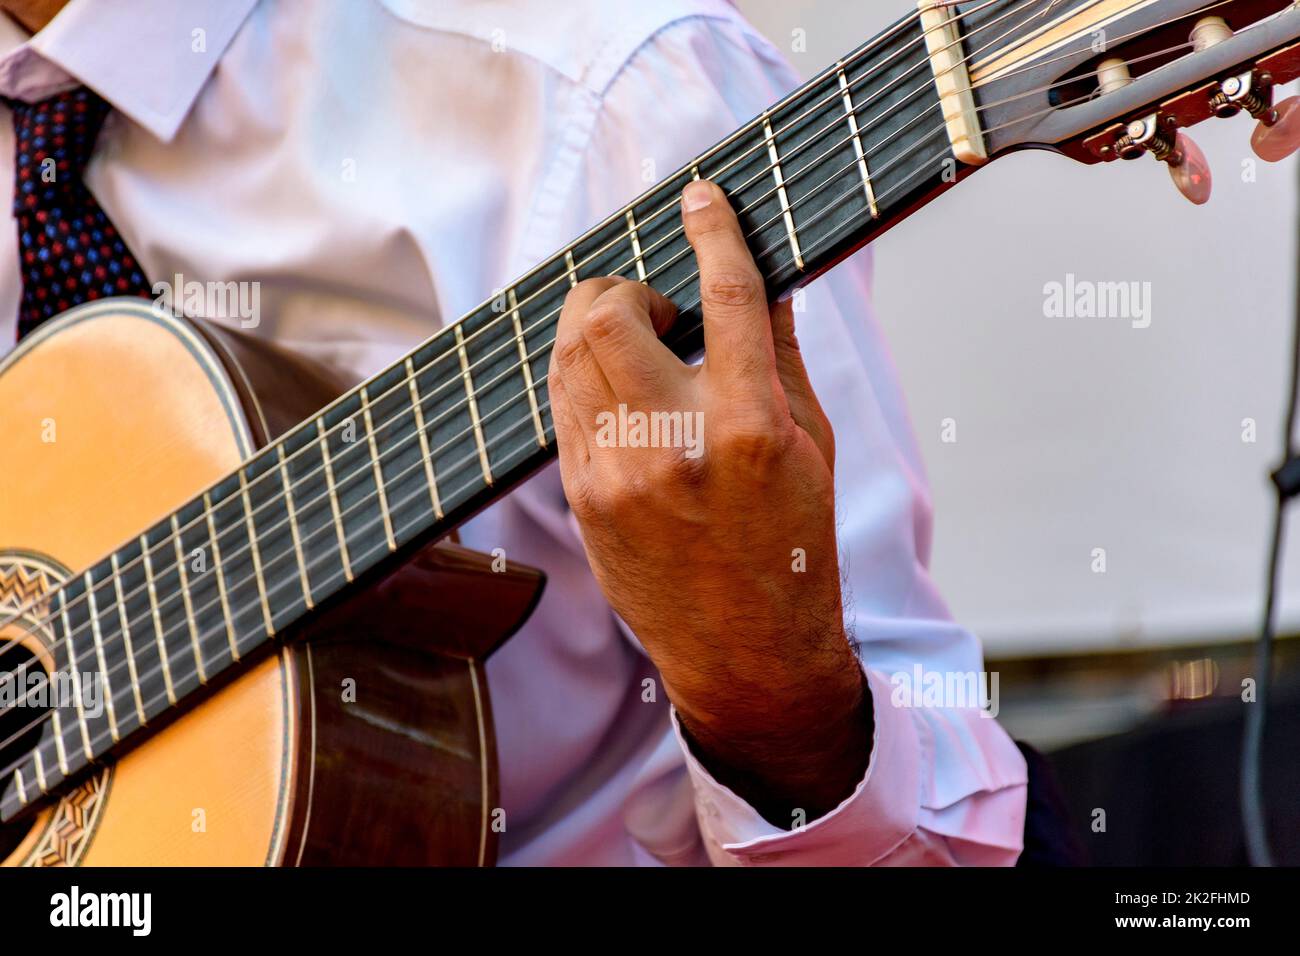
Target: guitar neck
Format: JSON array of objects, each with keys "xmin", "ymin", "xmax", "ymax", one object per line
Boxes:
[{"xmin": 2, "ymin": 12, "xmax": 961, "ymax": 820}]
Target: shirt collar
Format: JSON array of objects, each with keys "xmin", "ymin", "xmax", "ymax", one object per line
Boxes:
[{"xmin": 0, "ymin": 0, "xmax": 258, "ymax": 141}]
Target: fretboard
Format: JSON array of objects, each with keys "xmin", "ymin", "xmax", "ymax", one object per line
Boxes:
[{"xmin": 1, "ymin": 11, "xmax": 959, "ymax": 822}]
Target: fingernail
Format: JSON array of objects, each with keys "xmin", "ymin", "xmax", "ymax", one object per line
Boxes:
[{"xmin": 682, "ymin": 181, "xmax": 713, "ymax": 212}]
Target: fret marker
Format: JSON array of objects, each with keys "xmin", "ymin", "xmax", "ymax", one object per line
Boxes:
[
  {"xmin": 204, "ymin": 492, "xmax": 241, "ymax": 663},
  {"xmin": 239, "ymin": 470, "xmax": 276, "ymax": 637},
  {"xmin": 172, "ymin": 513, "xmax": 208, "ymax": 683},
  {"xmin": 837, "ymin": 60, "xmax": 880, "ymax": 218},
  {"xmin": 762, "ymin": 113, "xmax": 804, "ymax": 271},
  {"xmin": 317, "ymin": 418, "xmax": 354, "ymax": 583},
  {"xmin": 110, "ymin": 552, "xmax": 148, "ymax": 726},
  {"xmin": 917, "ymin": 0, "xmax": 988, "ymax": 165},
  {"xmin": 456, "ymin": 324, "xmax": 495, "ymax": 486},
  {"xmin": 360, "ymin": 386, "xmax": 397, "ymax": 552},
  {"xmin": 58, "ymin": 592, "xmax": 94, "ymax": 761},
  {"xmin": 83, "ymin": 570, "xmax": 120, "ymax": 744},
  {"xmin": 625, "ymin": 210, "xmax": 647, "ymax": 282},
  {"xmin": 406, "ymin": 357, "xmax": 445, "ymax": 519},
  {"xmin": 141, "ymin": 535, "xmax": 177, "ymax": 705},
  {"xmin": 509, "ymin": 290, "xmax": 548, "ymax": 449},
  {"xmin": 564, "ymin": 250, "xmax": 579, "ymax": 289},
  {"xmin": 277, "ymin": 444, "xmax": 315, "ymax": 608}
]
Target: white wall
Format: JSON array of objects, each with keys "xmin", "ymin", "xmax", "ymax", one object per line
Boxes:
[{"xmin": 738, "ymin": 0, "xmax": 1300, "ymax": 655}]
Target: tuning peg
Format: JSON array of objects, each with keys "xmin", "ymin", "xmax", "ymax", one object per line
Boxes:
[
  {"xmin": 1251, "ymin": 95, "xmax": 1300, "ymax": 162},
  {"xmin": 1114, "ymin": 116, "xmax": 1211, "ymax": 205},
  {"xmin": 1165, "ymin": 132, "xmax": 1212, "ymax": 205}
]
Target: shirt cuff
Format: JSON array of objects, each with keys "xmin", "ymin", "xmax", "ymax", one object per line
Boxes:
[{"xmin": 671, "ymin": 664, "xmax": 921, "ymax": 866}]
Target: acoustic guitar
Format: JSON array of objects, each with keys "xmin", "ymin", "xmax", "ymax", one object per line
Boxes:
[{"xmin": 3, "ymin": 0, "xmax": 1299, "ymax": 866}]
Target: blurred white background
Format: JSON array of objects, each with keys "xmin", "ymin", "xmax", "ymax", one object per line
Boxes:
[{"xmin": 738, "ymin": 0, "xmax": 1300, "ymax": 656}]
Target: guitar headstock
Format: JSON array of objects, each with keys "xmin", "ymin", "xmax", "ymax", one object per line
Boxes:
[{"xmin": 948, "ymin": 0, "xmax": 1300, "ymax": 201}]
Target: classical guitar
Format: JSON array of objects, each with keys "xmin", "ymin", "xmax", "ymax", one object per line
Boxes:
[{"xmin": 3, "ymin": 0, "xmax": 1299, "ymax": 866}]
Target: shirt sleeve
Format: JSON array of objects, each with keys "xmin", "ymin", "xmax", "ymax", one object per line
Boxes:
[{"xmin": 542, "ymin": 9, "xmax": 1028, "ymax": 865}]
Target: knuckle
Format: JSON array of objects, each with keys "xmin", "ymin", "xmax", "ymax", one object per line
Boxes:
[
  {"xmin": 660, "ymin": 448, "xmax": 710, "ymax": 488},
  {"xmin": 552, "ymin": 332, "xmax": 587, "ymax": 373},
  {"xmin": 718, "ymin": 421, "xmax": 787, "ymax": 467},
  {"xmin": 609, "ymin": 469, "xmax": 656, "ymax": 511},
  {"xmin": 700, "ymin": 268, "xmax": 763, "ymax": 311},
  {"xmin": 583, "ymin": 303, "xmax": 630, "ymax": 344}
]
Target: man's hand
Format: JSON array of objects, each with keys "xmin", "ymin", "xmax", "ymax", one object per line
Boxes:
[{"xmin": 548, "ymin": 180, "xmax": 871, "ymax": 825}]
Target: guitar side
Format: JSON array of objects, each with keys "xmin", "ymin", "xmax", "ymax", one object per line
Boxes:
[{"xmin": 0, "ymin": 300, "xmax": 542, "ymax": 866}]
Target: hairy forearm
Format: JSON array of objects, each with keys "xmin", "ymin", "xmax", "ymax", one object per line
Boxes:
[{"xmin": 672, "ymin": 644, "xmax": 873, "ymax": 827}]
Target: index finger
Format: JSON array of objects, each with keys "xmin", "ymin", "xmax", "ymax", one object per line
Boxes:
[{"xmin": 680, "ymin": 179, "xmax": 777, "ymax": 391}]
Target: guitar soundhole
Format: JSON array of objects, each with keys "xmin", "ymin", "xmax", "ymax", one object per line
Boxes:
[{"xmin": 0, "ymin": 644, "xmax": 48, "ymax": 859}]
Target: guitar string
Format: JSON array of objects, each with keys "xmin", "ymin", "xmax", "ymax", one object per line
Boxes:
[
  {"xmin": 0, "ymin": 0, "xmax": 1159, "ymax": 648},
  {"xmin": 0, "ymin": 0, "xmax": 1061, "ymax": 648},
  {"xmin": 0, "ymin": 44, "xmax": 1197, "ymax": 786},
  {"xmin": 0, "ymin": 10, "xmax": 1216, "ymax": 724}
]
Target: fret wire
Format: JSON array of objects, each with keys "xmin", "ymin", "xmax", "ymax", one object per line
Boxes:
[
  {"xmin": 12, "ymin": 767, "xmax": 25, "ymax": 806},
  {"xmin": 760, "ymin": 111, "xmax": 805, "ymax": 272},
  {"xmin": 316, "ymin": 418, "xmax": 354, "ymax": 582},
  {"xmin": 455, "ymin": 325, "xmax": 494, "ymax": 486},
  {"xmin": 140, "ymin": 534, "xmax": 177, "ymax": 705},
  {"xmin": 110, "ymin": 552, "xmax": 148, "ymax": 726},
  {"xmin": 239, "ymin": 469, "xmax": 276, "ymax": 637},
  {"xmin": 83, "ymin": 570, "xmax": 120, "ymax": 743},
  {"xmin": 277, "ymin": 444, "xmax": 315, "ymax": 608},
  {"xmin": 360, "ymin": 385, "xmax": 397, "ymax": 552},
  {"xmin": 33, "ymin": 747, "xmax": 45, "ymax": 792},
  {"xmin": 625, "ymin": 210, "xmax": 647, "ymax": 282},
  {"xmin": 170, "ymin": 513, "xmax": 207, "ymax": 683},
  {"xmin": 56, "ymin": 591, "xmax": 93, "ymax": 761},
  {"xmin": 564, "ymin": 250, "xmax": 578, "ymax": 288},
  {"xmin": 49, "ymin": 694, "xmax": 69, "ymax": 776},
  {"xmin": 203, "ymin": 491, "xmax": 241, "ymax": 663},
  {"xmin": 508, "ymin": 290, "xmax": 548, "ymax": 449},
  {"xmin": 837, "ymin": 59, "xmax": 880, "ymax": 218},
  {"xmin": 405, "ymin": 357, "xmax": 445, "ymax": 519}
]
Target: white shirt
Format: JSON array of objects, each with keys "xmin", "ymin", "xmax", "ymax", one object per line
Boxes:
[{"xmin": 0, "ymin": 0, "xmax": 1028, "ymax": 865}]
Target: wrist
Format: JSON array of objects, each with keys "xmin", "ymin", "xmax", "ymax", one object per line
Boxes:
[{"xmin": 673, "ymin": 648, "xmax": 872, "ymax": 826}]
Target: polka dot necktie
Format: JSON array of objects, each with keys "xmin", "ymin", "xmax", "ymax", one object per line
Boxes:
[{"xmin": 7, "ymin": 87, "xmax": 150, "ymax": 341}]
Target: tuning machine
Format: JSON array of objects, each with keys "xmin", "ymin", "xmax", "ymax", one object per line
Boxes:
[
  {"xmin": 1227, "ymin": 71, "xmax": 1300, "ymax": 162},
  {"xmin": 1204, "ymin": 68, "xmax": 1300, "ymax": 163},
  {"xmin": 1112, "ymin": 113, "xmax": 1212, "ymax": 204}
]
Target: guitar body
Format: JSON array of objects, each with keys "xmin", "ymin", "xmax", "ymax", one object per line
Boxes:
[{"xmin": 0, "ymin": 300, "xmax": 543, "ymax": 866}]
